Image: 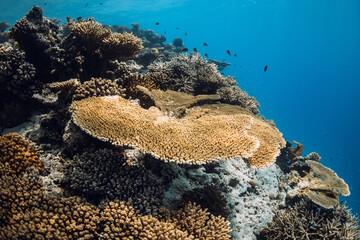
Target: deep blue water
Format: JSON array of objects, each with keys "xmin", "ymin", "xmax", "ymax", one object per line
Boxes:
[{"xmin": 1, "ymin": 0, "xmax": 359, "ymax": 215}]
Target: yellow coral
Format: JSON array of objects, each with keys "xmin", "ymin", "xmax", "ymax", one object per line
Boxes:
[
  {"xmin": 71, "ymin": 96, "xmax": 260, "ymax": 164},
  {"xmin": 0, "ymin": 133, "xmax": 44, "ymax": 176}
]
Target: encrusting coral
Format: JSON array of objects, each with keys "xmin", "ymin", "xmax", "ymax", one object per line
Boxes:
[
  {"xmin": 287, "ymin": 160, "xmax": 350, "ymax": 209},
  {"xmin": 0, "ymin": 133, "xmax": 44, "ymax": 176},
  {"xmin": 71, "ymin": 95, "xmax": 285, "ymax": 167},
  {"xmin": 261, "ymin": 201, "xmax": 360, "ymax": 240}
]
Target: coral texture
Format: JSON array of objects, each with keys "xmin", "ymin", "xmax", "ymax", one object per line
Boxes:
[
  {"xmin": 72, "ymin": 77, "xmax": 125, "ymax": 100},
  {"xmin": 71, "ymin": 95, "xmax": 276, "ymax": 165},
  {"xmin": 261, "ymin": 201, "xmax": 360, "ymax": 240},
  {"xmin": 100, "ymin": 32, "xmax": 143, "ymax": 59},
  {"xmin": 0, "ymin": 44, "xmax": 37, "ymax": 99},
  {"xmin": 287, "ymin": 160, "xmax": 350, "ymax": 208},
  {"xmin": 148, "ymin": 52, "xmax": 237, "ymax": 94},
  {"xmin": 0, "ymin": 133, "xmax": 44, "ymax": 176}
]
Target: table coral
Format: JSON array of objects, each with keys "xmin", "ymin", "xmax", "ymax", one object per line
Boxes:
[
  {"xmin": 0, "ymin": 133, "xmax": 44, "ymax": 176},
  {"xmin": 287, "ymin": 160, "xmax": 350, "ymax": 208},
  {"xmin": 71, "ymin": 95, "xmax": 285, "ymax": 167},
  {"xmin": 100, "ymin": 32, "xmax": 143, "ymax": 59},
  {"xmin": 71, "ymin": 95, "xmax": 261, "ymax": 165}
]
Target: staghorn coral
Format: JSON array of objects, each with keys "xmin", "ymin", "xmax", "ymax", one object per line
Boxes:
[
  {"xmin": 72, "ymin": 77, "xmax": 125, "ymax": 100},
  {"xmin": 0, "ymin": 133, "xmax": 44, "ymax": 176},
  {"xmin": 148, "ymin": 52, "xmax": 237, "ymax": 94},
  {"xmin": 0, "ymin": 43, "xmax": 37, "ymax": 99},
  {"xmin": 261, "ymin": 201, "xmax": 360, "ymax": 240},
  {"xmin": 71, "ymin": 95, "xmax": 285, "ymax": 167},
  {"xmin": 217, "ymin": 86, "xmax": 260, "ymax": 115},
  {"xmin": 287, "ymin": 160, "xmax": 350, "ymax": 209},
  {"xmin": 99, "ymin": 200, "xmax": 231, "ymax": 240},
  {"xmin": 63, "ymin": 148, "xmax": 164, "ymax": 214},
  {"xmin": 100, "ymin": 32, "xmax": 143, "ymax": 59},
  {"xmin": 71, "ymin": 95, "xmax": 261, "ymax": 165}
]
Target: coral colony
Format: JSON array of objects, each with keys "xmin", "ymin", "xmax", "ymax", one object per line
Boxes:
[{"xmin": 0, "ymin": 6, "xmax": 359, "ymax": 240}]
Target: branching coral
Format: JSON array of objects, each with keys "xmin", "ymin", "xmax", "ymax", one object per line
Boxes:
[
  {"xmin": 261, "ymin": 201, "xmax": 360, "ymax": 240},
  {"xmin": 0, "ymin": 133, "xmax": 44, "ymax": 176},
  {"xmin": 0, "ymin": 44, "xmax": 37, "ymax": 99},
  {"xmin": 71, "ymin": 95, "xmax": 285, "ymax": 167},
  {"xmin": 72, "ymin": 77, "xmax": 125, "ymax": 100},
  {"xmin": 63, "ymin": 148, "xmax": 164, "ymax": 214},
  {"xmin": 287, "ymin": 160, "xmax": 350, "ymax": 209},
  {"xmin": 148, "ymin": 52, "xmax": 237, "ymax": 94}
]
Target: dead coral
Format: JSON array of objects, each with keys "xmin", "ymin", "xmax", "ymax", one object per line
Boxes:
[
  {"xmin": 217, "ymin": 86, "xmax": 260, "ymax": 115},
  {"xmin": 71, "ymin": 95, "xmax": 284, "ymax": 167},
  {"xmin": 287, "ymin": 160, "xmax": 350, "ymax": 209},
  {"xmin": 0, "ymin": 133, "xmax": 44, "ymax": 176},
  {"xmin": 63, "ymin": 148, "xmax": 164, "ymax": 214},
  {"xmin": 261, "ymin": 201, "xmax": 360, "ymax": 240},
  {"xmin": 72, "ymin": 77, "xmax": 125, "ymax": 100},
  {"xmin": 100, "ymin": 32, "xmax": 143, "ymax": 59},
  {"xmin": 148, "ymin": 52, "xmax": 236, "ymax": 94}
]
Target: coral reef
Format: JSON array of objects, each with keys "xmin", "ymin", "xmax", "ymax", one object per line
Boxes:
[
  {"xmin": 71, "ymin": 95, "xmax": 284, "ymax": 166},
  {"xmin": 287, "ymin": 160, "xmax": 350, "ymax": 209},
  {"xmin": 0, "ymin": 22, "xmax": 10, "ymax": 43},
  {"xmin": 148, "ymin": 52, "xmax": 237, "ymax": 94},
  {"xmin": 261, "ymin": 201, "xmax": 360, "ymax": 240},
  {"xmin": 62, "ymin": 148, "xmax": 165, "ymax": 214},
  {"xmin": 72, "ymin": 77, "xmax": 125, "ymax": 100},
  {"xmin": 0, "ymin": 133, "xmax": 44, "ymax": 176}
]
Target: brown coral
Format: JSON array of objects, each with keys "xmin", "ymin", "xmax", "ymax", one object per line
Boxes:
[
  {"xmin": 72, "ymin": 77, "xmax": 125, "ymax": 100},
  {"xmin": 287, "ymin": 160, "xmax": 350, "ymax": 208},
  {"xmin": 0, "ymin": 133, "xmax": 44, "ymax": 176},
  {"xmin": 69, "ymin": 18, "xmax": 111, "ymax": 53},
  {"xmin": 99, "ymin": 201, "xmax": 231, "ymax": 239},
  {"xmin": 71, "ymin": 95, "xmax": 284, "ymax": 166},
  {"xmin": 100, "ymin": 32, "xmax": 143, "ymax": 59}
]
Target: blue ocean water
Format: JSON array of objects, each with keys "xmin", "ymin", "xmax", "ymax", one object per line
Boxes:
[{"xmin": 1, "ymin": 0, "xmax": 359, "ymax": 216}]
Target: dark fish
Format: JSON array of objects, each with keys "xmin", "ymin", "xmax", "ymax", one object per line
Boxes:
[
  {"xmin": 176, "ymin": 27, "xmax": 180, "ymax": 30},
  {"xmin": 193, "ymin": 48, "xmax": 197, "ymax": 52},
  {"xmin": 226, "ymin": 50, "xmax": 231, "ymax": 55},
  {"xmin": 99, "ymin": 3, "xmax": 103, "ymax": 5},
  {"xmin": 164, "ymin": 31, "xmax": 167, "ymax": 34},
  {"xmin": 204, "ymin": 53, "xmax": 208, "ymax": 57},
  {"xmin": 76, "ymin": 16, "xmax": 82, "ymax": 21},
  {"xmin": 203, "ymin": 42, "xmax": 208, "ymax": 46},
  {"xmin": 182, "ymin": 48, "xmax": 189, "ymax": 52},
  {"xmin": 155, "ymin": 22, "xmax": 159, "ymax": 25},
  {"xmin": 233, "ymin": 53, "xmax": 237, "ymax": 57},
  {"xmin": 44, "ymin": 2, "xmax": 47, "ymax": 5},
  {"xmin": 264, "ymin": 65, "xmax": 268, "ymax": 72},
  {"xmin": 185, "ymin": 32, "xmax": 187, "ymax": 36},
  {"xmin": 86, "ymin": 3, "xmax": 88, "ymax": 7}
]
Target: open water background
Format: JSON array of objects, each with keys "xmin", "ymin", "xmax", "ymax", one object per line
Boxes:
[{"xmin": 1, "ymin": 0, "xmax": 359, "ymax": 215}]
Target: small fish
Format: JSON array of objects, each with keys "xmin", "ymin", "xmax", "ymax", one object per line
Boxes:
[
  {"xmin": 203, "ymin": 42, "xmax": 208, "ymax": 46},
  {"xmin": 99, "ymin": 2, "xmax": 103, "ymax": 5},
  {"xmin": 155, "ymin": 22, "xmax": 159, "ymax": 25},
  {"xmin": 204, "ymin": 53, "xmax": 208, "ymax": 57},
  {"xmin": 164, "ymin": 31, "xmax": 167, "ymax": 34},
  {"xmin": 86, "ymin": 3, "xmax": 88, "ymax": 7},
  {"xmin": 226, "ymin": 50, "xmax": 231, "ymax": 55},
  {"xmin": 193, "ymin": 48, "xmax": 197, "ymax": 52},
  {"xmin": 176, "ymin": 27, "xmax": 180, "ymax": 30},
  {"xmin": 264, "ymin": 65, "xmax": 268, "ymax": 72},
  {"xmin": 233, "ymin": 53, "xmax": 237, "ymax": 57},
  {"xmin": 185, "ymin": 32, "xmax": 187, "ymax": 36},
  {"xmin": 44, "ymin": 2, "xmax": 47, "ymax": 5},
  {"xmin": 182, "ymin": 48, "xmax": 189, "ymax": 52},
  {"xmin": 76, "ymin": 16, "xmax": 82, "ymax": 21}
]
